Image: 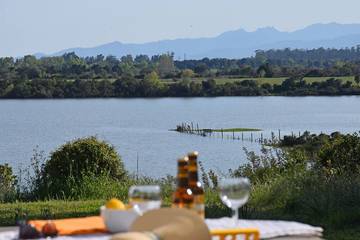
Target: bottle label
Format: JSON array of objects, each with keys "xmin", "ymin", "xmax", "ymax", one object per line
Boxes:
[{"xmin": 193, "ymin": 195, "xmax": 205, "ymax": 218}]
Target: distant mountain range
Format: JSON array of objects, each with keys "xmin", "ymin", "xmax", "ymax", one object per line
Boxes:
[{"xmin": 36, "ymin": 23, "xmax": 360, "ymax": 59}]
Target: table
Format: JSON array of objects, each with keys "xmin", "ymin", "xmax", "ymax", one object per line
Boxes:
[{"xmin": 0, "ymin": 218, "xmax": 323, "ymax": 240}]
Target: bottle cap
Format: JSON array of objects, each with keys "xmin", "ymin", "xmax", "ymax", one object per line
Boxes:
[
  {"xmin": 188, "ymin": 151, "xmax": 199, "ymax": 160},
  {"xmin": 177, "ymin": 156, "xmax": 189, "ymax": 166}
]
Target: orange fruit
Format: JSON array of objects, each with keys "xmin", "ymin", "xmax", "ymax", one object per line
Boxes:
[{"xmin": 106, "ymin": 198, "xmax": 126, "ymax": 210}]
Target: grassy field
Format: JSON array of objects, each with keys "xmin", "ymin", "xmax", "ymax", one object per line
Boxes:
[
  {"xmin": 0, "ymin": 200, "xmax": 104, "ymax": 226},
  {"xmin": 162, "ymin": 76, "xmax": 355, "ymax": 85}
]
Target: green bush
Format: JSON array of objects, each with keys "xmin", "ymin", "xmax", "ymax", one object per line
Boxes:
[
  {"xmin": 318, "ymin": 133, "xmax": 360, "ymax": 175},
  {"xmin": 35, "ymin": 136, "xmax": 127, "ymax": 199},
  {"xmin": 231, "ymin": 134, "xmax": 360, "ymax": 239},
  {"xmin": 0, "ymin": 164, "xmax": 17, "ymax": 202},
  {"xmin": 247, "ymin": 172, "xmax": 360, "ymax": 234}
]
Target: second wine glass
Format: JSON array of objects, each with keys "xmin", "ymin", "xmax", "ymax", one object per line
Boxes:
[
  {"xmin": 219, "ymin": 177, "xmax": 251, "ymax": 226},
  {"xmin": 129, "ymin": 185, "xmax": 161, "ymax": 215}
]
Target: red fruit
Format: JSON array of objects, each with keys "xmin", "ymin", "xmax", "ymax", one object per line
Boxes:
[{"xmin": 42, "ymin": 221, "xmax": 58, "ymax": 237}]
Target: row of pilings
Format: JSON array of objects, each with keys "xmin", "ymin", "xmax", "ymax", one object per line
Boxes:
[{"xmin": 174, "ymin": 122, "xmax": 303, "ymax": 145}]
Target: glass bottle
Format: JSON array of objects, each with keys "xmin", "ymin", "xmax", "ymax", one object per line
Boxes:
[
  {"xmin": 188, "ymin": 151, "xmax": 205, "ymax": 218},
  {"xmin": 172, "ymin": 156, "xmax": 194, "ymax": 209}
]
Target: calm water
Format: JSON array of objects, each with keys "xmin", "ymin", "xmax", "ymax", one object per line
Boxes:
[{"xmin": 1, "ymin": 97, "xmax": 360, "ymax": 177}]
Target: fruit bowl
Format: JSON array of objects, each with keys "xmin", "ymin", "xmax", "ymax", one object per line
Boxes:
[{"xmin": 100, "ymin": 206, "xmax": 140, "ymax": 233}]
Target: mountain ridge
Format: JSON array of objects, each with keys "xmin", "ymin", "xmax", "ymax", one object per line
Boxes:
[{"xmin": 37, "ymin": 23, "xmax": 360, "ymax": 59}]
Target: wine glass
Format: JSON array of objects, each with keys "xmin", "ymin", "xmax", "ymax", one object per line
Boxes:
[
  {"xmin": 219, "ymin": 178, "xmax": 251, "ymax": 225},
  {"xmin": 129, "ymin": 185, "xmax": 161, "ymax": 215}
]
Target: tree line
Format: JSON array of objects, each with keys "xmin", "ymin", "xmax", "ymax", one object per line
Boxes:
[
  {"xmin": 1, "ymin": 47, "xmax": 360, "ymax": 97},
  {"xmin": 1, "ymin": 47, "xmax": 360, "ymax": 81},
  {"xmin": 1, "ymin": 76, "xmax": 359, "ymax": 98}
]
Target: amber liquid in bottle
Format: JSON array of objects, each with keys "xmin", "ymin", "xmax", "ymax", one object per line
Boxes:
[
  {"xmin": 188, "ymin": 151, "xmax": 205, "ymax": 218},
  {"xmin": 172, "ymin": 157, "xmax": 194, "ymax": 209}
]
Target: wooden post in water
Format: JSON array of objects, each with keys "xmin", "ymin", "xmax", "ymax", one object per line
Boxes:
[
  {"xmin": 242, "ymin": 132, "xmax": 244, "ymax": 141},
  {"xmin": 278, "ymin": 129, "xmax": 281, "ymax": 141},
  {"xmin": 251, "ymin": 133, "xmax": 253, "ymax": 142},
  {"xmin": 136, "ymin": 152, "xmax": 139, "ymax": 181},
  {"xmin": 221, "ymin": 129, "xmax": 224, "ymax": 139},
  {"xmin": 191, "ymin": 122, "xmax": 194, "ymax": 132},
  {"xmin": 261, "ymin": 133, "xmax": 263, "ymax": 143},
  {"xmin": 197, "ymin": 123, "xmax": 199, "ymax": 134},
  {"xmin": 232, "ymin": 130, "xmax": 235, "ymax": 140}
]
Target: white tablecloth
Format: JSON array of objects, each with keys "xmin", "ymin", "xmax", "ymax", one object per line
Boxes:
[
  {"xmin": 206, "ymin": 218, "xmax": 323, "ymax": 239},
  {"xmin": 0, "ymin": 218, "xmax": 323, "ymax": 240}
]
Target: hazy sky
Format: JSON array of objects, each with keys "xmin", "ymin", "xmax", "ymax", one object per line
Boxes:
[{"xmin": 1, "ymin": 0, "xmax": 360, "ymax": 57}]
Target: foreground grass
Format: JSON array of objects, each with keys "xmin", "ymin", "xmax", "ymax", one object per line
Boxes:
[
  {"xmin": 0, "ymin": 190, "xmax": 225, "ymax": 226},
  {"xmin": 324, "ymin": 226, "xmax": 360, "ymax": 240},
  {"xmin": 0, "ymin": 200, "xmax": 104, "ymax": 226}
]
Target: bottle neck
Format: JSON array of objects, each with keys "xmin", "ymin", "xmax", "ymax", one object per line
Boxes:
[
  {"xmin": 188, "ymin": 169, "xmax": 199, "ymax": 184},
  {"xmin": 177, "ymin": 165, "xmax": 189, "ymax": 188},
  {"xmin": 188, "ymin": 159, "xmax": 199, "ymax": 184}
]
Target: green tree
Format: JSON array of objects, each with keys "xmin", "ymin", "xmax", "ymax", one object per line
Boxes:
[
  {"xmin": 38, "ymin": 137, "xmax": 127, "ymax": 198},
  {"xmin": 355, "ymin": 75, "xmax": 360, "ymax": 86},
  {"xmin": 113, "ymin": 74, "xmax": 140, "ymax": 97},
  {"xmin": 257, "ymin": 63, "xmax": 273, "ymax": 78},
  {"xmin": 157, "ymin": 53, "xmax": 175, "ymax": 77},
  {"xmin": 97, "ymin": 79, "xmax": 114, "ymax": 97},
  {"xmin": 141, "ymin": 71, "xmax": 165, "ymax": 96},
  {"xmin": 202, "ymin": 79, "xmax": 217, "ymax": 95},
  {"xmin": 194, "ymin": 63, "xmax": 208, "ymax": 76},
  {"xmin": 0, "ymin": 164, "xmax": 17, "ymax": 202},
  {"xmin": 318, "ymin": 133, "xmax": 360, "ymax": 175},
  {"xmin": 181, "ymin": 69, "xmax": 194, "ymax": 79}
]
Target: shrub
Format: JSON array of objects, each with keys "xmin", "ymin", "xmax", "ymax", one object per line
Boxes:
[
  {"xmin": 318, "ymin": 133, "xmax": 360, "ymax": 175},
  {"xmin": 36, "ymin": 136, "xmax": 127, "ymax": 199},
  {"xmin": 247, "ymin": 172, "xmax": 360, "ymax": 231},
  {"xmin": 231, "ymin": 134, "xmax": 360, "ymax": 238},
  {"xmin": 230, "ymin": 147, "xmax": 307, "ymax": 185},
  {"xmin": 0, "ymin": 164, "xmax": 17, "ymax": 202}
]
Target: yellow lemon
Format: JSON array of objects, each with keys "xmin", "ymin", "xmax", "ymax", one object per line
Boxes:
[{"xmin": 106, "ymin": 198, "xmax": 126, "ymax": 210}]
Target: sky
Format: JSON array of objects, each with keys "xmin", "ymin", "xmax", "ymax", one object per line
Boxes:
[{"xmin": 1, "ymin": 0, "xmax": 360, "ymax": 57}]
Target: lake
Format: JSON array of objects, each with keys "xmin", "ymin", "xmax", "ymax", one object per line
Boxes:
[{"xmin": 1, "ymin": 96, "xmax": 360, "ymax": 177}]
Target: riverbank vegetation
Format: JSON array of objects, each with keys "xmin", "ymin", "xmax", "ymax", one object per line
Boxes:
[
  {"xmin": 1, "ymin": 76, "xmax": 359, "ymax": 98},
  {"xmin": 2, "ymin": 47, "xmax": 360, "ymax": 98},
  {"xmin": 1, "ymin": 133, "xmax": 360, "ymax": 239}
]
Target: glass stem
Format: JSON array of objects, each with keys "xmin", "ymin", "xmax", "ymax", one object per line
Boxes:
[{"xmin": 232, "ymin": 207, "xmax": 238, "ymax": 227}]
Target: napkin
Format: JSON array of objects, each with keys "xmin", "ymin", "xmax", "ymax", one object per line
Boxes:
[{"xmin": 29, "ymin": 216, "xmax": 107, "ymax": 236}]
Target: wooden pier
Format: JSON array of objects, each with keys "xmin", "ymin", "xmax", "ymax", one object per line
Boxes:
[{"xmin": 172, "ymin": 122, "xmax": 287, "ymax": 145}]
